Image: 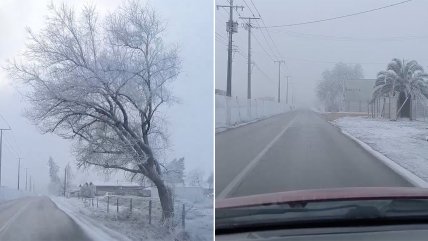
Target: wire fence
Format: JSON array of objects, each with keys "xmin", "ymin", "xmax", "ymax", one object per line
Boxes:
[
  {"xmin": 78, "ymin": 195, "xmax": 188, "ymax": 228},
  {"xmin": 368, "ymin": 95, "xmax": 428, "ymax": 122}
]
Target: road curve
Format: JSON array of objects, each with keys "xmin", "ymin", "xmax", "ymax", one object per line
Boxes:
[
  {"xmin": 216, "ymin": 109, "xmax": 412, "ymax": 199},
  {"xmin": 0, "ymin": 196, "xmax": 92, "ymax": 241}
]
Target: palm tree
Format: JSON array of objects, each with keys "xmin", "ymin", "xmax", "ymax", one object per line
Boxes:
[{"xmin": 372, "ymin": 58, "xmax": 428, "ymax": 120}]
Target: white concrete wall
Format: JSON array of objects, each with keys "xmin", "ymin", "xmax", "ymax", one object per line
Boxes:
[{"xmin": 215, "ymin": 95, "xmax": 292, "ymax": 129}]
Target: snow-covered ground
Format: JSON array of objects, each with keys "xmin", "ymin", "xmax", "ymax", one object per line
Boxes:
[
  {"xmin": 334, "ymin": 117, "xmax": 428, "ymax": 183},
  {"xmin": 51, "ymin": 193, "xmax": 212, "ymax": 241}
]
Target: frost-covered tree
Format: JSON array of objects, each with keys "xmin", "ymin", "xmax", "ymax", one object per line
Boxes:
[
  {"xmin": 48, "ymin": 157, "xmax": 61, "ymax": 195},
  {"xmin": 187, "ymin": 169, "xmax": 204, "ymax": 187},
  {"xmin": 372, "ymin": 58, "xmax": 428, "ymax": 119},
  {"xmin": 60, "ymin": 163, "xmax": 74, "ymax": 195},
  {"xmin": 317, "ymin": 63, "xmax": 364, "ymax": 111},
  {"xmin": 7, "ymin": 1, "xmax": 180, "ymax": 221},
  {"xmin": 164, "ymin": 157, "xmax": 185, "ymax": 186}
]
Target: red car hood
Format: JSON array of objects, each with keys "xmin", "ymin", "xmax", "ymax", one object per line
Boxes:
[{"xmin": 217, "ymin": 187, "xmax": 428, "ymax": 209}]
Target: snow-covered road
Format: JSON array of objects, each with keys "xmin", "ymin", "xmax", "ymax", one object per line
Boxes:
[{"xmin": 334, "ymin": 117, "xmax": 428, "ymax": 183}]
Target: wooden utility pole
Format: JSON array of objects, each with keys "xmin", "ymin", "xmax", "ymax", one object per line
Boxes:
[
  {"xmin": 274, "ymin": 60, "xmax": 285, "ymax": 103},
  {"xmin": 217, "ymin": 0, "xmax": 244, "ymax": 97},
  {"xmin": 240, "ymin": 17, "xmax": 260, "ymax": 100},
  {"xmin": 0, "ymin": 128, "xmax": 11, "ymax": 187},
  {"xmin": 285, "ymin": 76, "xmax": 291, "ymax": 104},
  {"xmin": 63, "ymin": 166, "xmax": 67, "ymax": 196},
  {"xmin": 17, "ymin": 158, "xmax": 21, "ymax": 190},
  {"xmin": 25, "ymin": 168, "xmax": 28, "ymax": 191}
]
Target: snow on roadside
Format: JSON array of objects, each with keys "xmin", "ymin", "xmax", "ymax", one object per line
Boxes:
[
  {"xmin": 50, "ymin": 196, "xmax": 132, "ymax": 241},
  {"xmin": 50, "ymin": 195, "xmax": 213, "ymax": 241},
  {"xmin": 176, "ymin": 196, "xmax": 213, "ymax": 241},
  {"xmin": 334, "ymin": 117, "xmax": 428, "ymax": 183}
]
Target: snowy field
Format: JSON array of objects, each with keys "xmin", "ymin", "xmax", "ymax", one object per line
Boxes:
[
  {"xmin": 51, "ymin": 194, "xmax": 212, "ymax": 241},
  {"xmin": 334, "ymin": 117, "xmax": 428, "ymax": 182}
]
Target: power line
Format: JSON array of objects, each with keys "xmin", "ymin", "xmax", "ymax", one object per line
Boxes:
[
  {"xmin": 215, "ymin": 32, "xmax": 228, "ymax": 42},
  {"xmin": 242, "ymin": 0, "xmax": 256, "ymax": 17},
  {"xmin": 0, "ymin": 114, "xmax": 22, "ymax": 156},
  {"xmin": 242, "ymin": 1, "xmax": 280, "ymax": 60},
  {"xmin": 251, "ymin": 31, "xmax": 275, "ymax": 61},
  {"xmin": 253, "ymin": 63, "xmax": 275, "ymax": 85},
  {"xmin": 220, "ymin": 30, "xmax": 388, "ymax": 66},
  {"xmin": 255, "ymin": 21, "xmax": 281, "ymax": 58},
  {"xmin": 0, "ymin": 113, "xmax": 11, "ymax": 129},
  {"xmin": 254, "ymin": 22, "xmax": 280, "ymax": 59},
  {"xmin": 245, "ymin": 0, "xmax": 283, "ymax": 58},
  {"xmin": 249, "ymin": 0, "xmax": 261, "ymax": 17},
  {"xmin": 269, "ymin": 30, "xmax": 428, "ymax": 42},
  {"xmin": 227, "ymin": 39, "xmax": 276, "ymax": 87},
  {"xmin": 3, "ymin": 139, "xmax": 19, "ymax": 158},
  {"xmin": 260, "ymin": 0, "xmax": 413, "ymax": 28},
  {"xmin": 287, "ymin": 57, "xmax": 386, "ymax": 65}
]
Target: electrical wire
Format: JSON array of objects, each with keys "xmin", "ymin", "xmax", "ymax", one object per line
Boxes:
[
  {"xmin": 245, "ymin": 0, "xmax": 283, "ymax": 59},
  {"xmin": 260, "ymin": 0, "xmax": 413, "ymax": 28},
  {"xmin": 269, "ymin": 30, "xmax": 428, "ymax": 42},
  {"xmin": 251, "ymin": 31, "xmax": 276, "ymax": 62}
]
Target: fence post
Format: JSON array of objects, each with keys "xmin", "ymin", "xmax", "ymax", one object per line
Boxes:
[
  {"xmin": 116, "ymin": 197, "xmax": 119, "ymax": 213},
  {"xmin": 91, "ymin": 198, "xmax": 94, "ymax": 207},
  {"xmin": 182, "ymin": 204, "xmax": 185, "ymax": 229},
  {"xmin": 107, "ymin": 196, "xmax": 110, "ymax": 213},
  {"xmin": 149, "ymin": 200, "xmax": 152, "ymax": 224},
  {"xmin": 130, "ymin": 198, "xmax": 133, "ymax": 214},
  {"xmin": 97, "ymin": 197, "xmax": 98, "ymax": 208}
]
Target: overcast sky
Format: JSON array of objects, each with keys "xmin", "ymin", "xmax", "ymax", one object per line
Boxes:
[
  {"xmin": 0, "ymin": 0, "xmax": 213, "ymax": 192},
  {"xmin": 215, "ymin": 0, "xmax": 428, "ymax": 108}
]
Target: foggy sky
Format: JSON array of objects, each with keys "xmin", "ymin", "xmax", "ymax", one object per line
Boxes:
[
  {"xmin": 215, "ymin": 0, "xmax": 428, "ymax": 108},
  {"xmin": 0, "ymin": 0, "xmax": 213, "ymax": 192}
]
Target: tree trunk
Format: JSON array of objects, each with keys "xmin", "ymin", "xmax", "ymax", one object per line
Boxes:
[
  {"xmin": 389, "ymin": 96, "xmax": 391, "ymax": 119},
  {"xmin": 155, "ymin": 179, "xmax": 174, "ymax": 222},
  {"xmin": 147, "ymin": 169, "xmax": 174, "ymax": 225},
  {"xmin": 395, "ymin": 95, "xmax": 409, "ymax": 120},
  {"xmin": 141, "ymin": 159, "xmax": 174, "ymax": 226}
]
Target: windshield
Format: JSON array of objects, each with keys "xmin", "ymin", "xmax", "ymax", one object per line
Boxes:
[{"xmin": 215, "ymin": 0, "xmax": 428, "ymax": 232}]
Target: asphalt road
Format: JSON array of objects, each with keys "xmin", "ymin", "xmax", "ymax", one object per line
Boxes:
[
  {"xmin": 0, "ymin": 196, "xmax": 92, "ymax": 241},
  {"xmin": 216, "ymin": 109, "xmax": 412, "ymax": 199}
]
